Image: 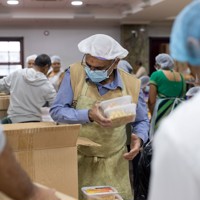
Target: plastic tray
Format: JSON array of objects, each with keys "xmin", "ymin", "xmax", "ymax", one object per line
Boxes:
[
  {"xmin": 104, "ymin": 103, "xmax": 136, "ymax": 127},
  {"xmin": 83, "ymin": 194, "xmax": 123, "ymax": 200},
  {"xmin": 82, "ymin": 186, "xmax": 119, "ymax": 200},
  {"xmin": 99, "ymin": 96, "xmax": 132, "ymax": 111}
]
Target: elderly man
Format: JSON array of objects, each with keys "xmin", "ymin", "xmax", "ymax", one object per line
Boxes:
[
  {"xmin": 0, "ymin": 128, "xmax": 60, "ymax": 200},
  {"xmin": 50, "ymin": 34, "xmax": 149, "ymax": 200},
  {"xmin": 26, "ymin": 54, "xmax": 37, "ymax": 68},
  {"xmin": 148, "ymin": 1, "xmax": 200, "ymax": 200}
]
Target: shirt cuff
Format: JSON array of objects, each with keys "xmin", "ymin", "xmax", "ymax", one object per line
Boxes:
[
  {"xmin": 77, "ymin": 109, "xmax": 91, "ymax": 123},
  {"xmin": 133, "ymin": 132, "xmax": 148, "ymax": 144}
]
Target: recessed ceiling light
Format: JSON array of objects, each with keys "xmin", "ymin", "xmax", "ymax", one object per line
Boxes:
[
  {"xmin": 71, "ymin": 1, "xmax": 83, "ymax": 6},
  {"xmin": 7, "ymin": 0, "xmax": 19, "ymax": 5}
]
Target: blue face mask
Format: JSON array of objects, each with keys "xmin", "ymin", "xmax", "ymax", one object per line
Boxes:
[{"xmin": 84, "ymin": 66, "xmax": 109, "ymax": 83}]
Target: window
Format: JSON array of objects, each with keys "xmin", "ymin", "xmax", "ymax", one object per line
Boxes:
[{"xmin": 0, "ymin": 37, "xmax": 24, "ymax": 77}]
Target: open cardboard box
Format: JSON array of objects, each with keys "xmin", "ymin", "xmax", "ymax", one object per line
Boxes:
[
  {"xmin": 0, "ymin": 95, "xmax": 10, "ymax": 119},
  {"xmin": 2, "ymin": 122, "xmax": 100, "ymax": 199}
]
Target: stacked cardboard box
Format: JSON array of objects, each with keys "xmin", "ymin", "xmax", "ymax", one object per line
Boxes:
[
  {"xmin": 0, "ymin": 94, "xmax": 10, "ymax": 119},
  {"xmin": 2, "ymin": 122, "xmax": 99, "ymax": 199}
]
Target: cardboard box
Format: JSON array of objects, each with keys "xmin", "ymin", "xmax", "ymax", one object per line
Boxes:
[
  {"xmin": 0, "ymin": 183, "xmax": 77, "ymax": 200},
  {"xmin": 2, "ymin": 122, "xmax": 100, "ymax": 199},
  {"xmin": 0, "ymin": 95, "xmax": 10, "ymax": 119}
]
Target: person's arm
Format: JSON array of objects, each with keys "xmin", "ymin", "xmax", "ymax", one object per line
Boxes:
[
  {"xmin": 123, "ymin": 89, "xmax": 150, "ymax": 160},
  {"xmin": 50, "ymin": 68, "xmax": 112, "ymax": 126},
  {"xmin": 136, "ymin": 67, "xmax": 146, "ymax": 78},
  {"xmin": 50, "ymin": 69, "xmax": 91, "ymax": 124},
  {"xmin": 44, "ymin": 83, "xmax": 57, "ymax": 107},
  {"xmin": 148, "ymin": 71, "xmax": 158, "ymax": 115},
  {"xmin": 0, "ymin": 130, "xmax": 59, "ymax": 200},
  {"xmin": 148, "ymin": 84, "xmax": 157, "ymax": 115},
  {"xmin": 0, "ymin": 73, "xmax": 13, "ymax": 93}
]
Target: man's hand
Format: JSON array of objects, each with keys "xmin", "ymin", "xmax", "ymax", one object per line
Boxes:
[
  {"xmin": 123, "ymin": 134, "xmax": 142, "ymax": 160},
  {"xmin": 88, "ymin": 103, "xmax": 112, "ymax": 127}
]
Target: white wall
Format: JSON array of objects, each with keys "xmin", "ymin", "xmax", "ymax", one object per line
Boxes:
[
  {"xmin": 0, "ymin": 24, "xmax": 120, "ymax": 70},
  {"xmin": 0, "ymin": 22, "xmax": 173, "ymax": 73}
]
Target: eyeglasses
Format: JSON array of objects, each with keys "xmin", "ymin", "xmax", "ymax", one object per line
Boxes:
[{"xmin": 81, "ymin": 55, "xmax": 116, "ymax": 71}]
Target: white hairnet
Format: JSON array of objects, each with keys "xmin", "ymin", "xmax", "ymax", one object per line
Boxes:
[
  {"xmin": 155, "ymin": 53, "xmax": 174, "ymax": 69},
  {"xmin": 186, "ymin": 86, "xmax": 200, "ymax": 97},
  {"xmin": 78, "ymin": 34, "xmax": 128, "ymax": 60},
  {"xmin": 26, "ymin": 54, "xmax": 37, "ymax": 63},
  {"xmin": 51, "ymin": 55, "xmax": 61, "ymax": 63},
  {"xmin": 140, "ymin": 76, "xmax": 150, "ymax": 89},
  {"xmin": 117, "ymin": 60, "xmax": 133, "ymax": 74},
  {"xmin": 170, "ymin": 1, "xmax": 200, "ymax": 67}
]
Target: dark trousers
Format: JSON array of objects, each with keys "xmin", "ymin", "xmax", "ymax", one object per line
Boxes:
[{"xmin": 1, "ymin": 117, "xmax": 40, "ymax": 124}]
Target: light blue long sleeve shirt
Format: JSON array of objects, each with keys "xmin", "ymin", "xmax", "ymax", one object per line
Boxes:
[{"xmin": 50, "ymin": 68, "xmax": 149, "ymax": 143}]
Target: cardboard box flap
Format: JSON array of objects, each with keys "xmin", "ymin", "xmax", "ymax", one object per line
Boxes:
[
  {"xmin": 0, "ymin": 92, "xmax": 8, "ymax": 96},
  {"xmin": 3, "ymin": 123, "xmax": 81, "ymax": 151},
  {"xmin": 77, "ymin": 137, "xmax": 101, "ymax": 147},
  {"xmin": 3, "ymin": 122, "xmax": 58, "ymax": 130}
]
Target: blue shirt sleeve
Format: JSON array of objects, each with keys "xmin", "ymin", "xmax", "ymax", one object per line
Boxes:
[
  {"xmin": 50, "ymin": 68, "xmax": 150, "ymax": 143},
  {"xmin": 131, "ymin": 89, "xmax": 150, "ymax": 143},
  {"xmin": 50, "ymin": 68, "xmax": 91, "ymax": 124}
]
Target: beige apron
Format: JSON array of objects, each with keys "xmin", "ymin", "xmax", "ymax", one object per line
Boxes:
[
  {"xmin": 69, "ymin": 63, "xmax": 140, "ymax": 200},
  {"xmin": 76, "ymin": 81, "xmax": 133, "ymax": 200}
]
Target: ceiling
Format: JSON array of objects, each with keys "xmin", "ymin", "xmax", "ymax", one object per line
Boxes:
[{"xmin": 0, "ymin": 0, "xmax": 192, "ymax": 26}]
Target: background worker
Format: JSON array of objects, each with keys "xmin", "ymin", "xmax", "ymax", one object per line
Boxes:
[
  {"xmin": 148, "ymin": 53, "xmax": 186, "ymax": 137},
  {"xmin": 148, "ymin": 1, "xmax": 200, "ymax": 200},
  {"xmin": 26, "ymin": 54, "xmax": 37, "ymax": 68},
  {"xmin": 47, "ymin": 55, "xmax": 64, "ymax": 92},
  {"xmin": 135, "ymin": 60, "xmax": 147, "ymax": 78},
  {"xmin": 0, "ymin": 54, "xmax": 56, "ymax": 124},
  {"xmin": 117, "ymin": 59, "xmax": 133, "ymax": 74}
]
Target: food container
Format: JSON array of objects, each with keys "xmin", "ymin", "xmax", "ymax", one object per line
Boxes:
[
  {"xmin": 99, "ymin": 96, "xmax": 132, "ymax": 111},
  {"xmin": 81, "ymin": 186, "xmax": 121, "ymax": 200},
  {"xmin": 104, "ymin": 103, "xmax": 136, "ymax": 127}
]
